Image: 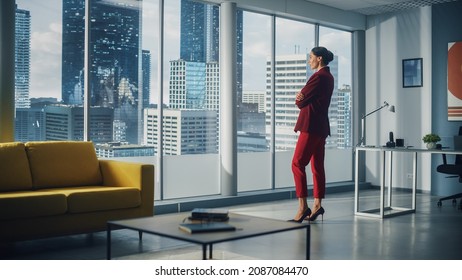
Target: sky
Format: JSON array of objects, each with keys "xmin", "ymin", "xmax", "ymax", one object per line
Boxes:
[{"xmin": 16, "ymin": 0, "xmax": 351, "ymax": 103}]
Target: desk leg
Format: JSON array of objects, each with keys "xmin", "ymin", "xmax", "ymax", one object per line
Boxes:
[
  {"xmin": 354, "ymin": 149, "xmax": 360, "ymax": 213},
  {"xmin": 106, "ymin": 224, "xmax": 112, "ymax": 260},
  {"xmin": 388, "ymin": 151, "xmax": 393, "ymax": 207},
  {"xmin": 412, "ymin": 152, "xmax": 417, "ymax": 210},
  {"xmin": 306, "ymin": 226, "xmax": 310, "ymax": 260},
  {"xmin": 380, "ymin": 151, "xmax": 386, "ymax": 218},
  {"xmin": 209, "ymin": 244, "xmax": 213, "ymax": 259}
]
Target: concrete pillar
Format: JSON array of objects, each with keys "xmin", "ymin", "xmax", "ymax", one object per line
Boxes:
[
  {"xmin": 219, "ymin": 2, "xmax": 237, "ymax": 196},
  {"xmin": 353, "ymin": 30, "xmax": 366, "ymax": 181},
  {"xmin": 0, "ymin": 0, "xmax": 16, "ymax": 142}
]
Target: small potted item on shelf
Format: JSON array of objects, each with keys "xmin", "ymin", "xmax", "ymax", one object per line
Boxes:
[{"xmin": 422, "ymin": 133, "xmax": 441, "ymax": 149}]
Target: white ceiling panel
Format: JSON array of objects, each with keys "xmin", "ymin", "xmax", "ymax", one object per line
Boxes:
[{"xmin": 302, "ymin": 0, "xmax": 459, "ymax": 15}]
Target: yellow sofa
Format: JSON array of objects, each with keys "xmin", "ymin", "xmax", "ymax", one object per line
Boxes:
[{"xmin": 0, "ymin": 141, "xmax": 154, "ymax": 242}]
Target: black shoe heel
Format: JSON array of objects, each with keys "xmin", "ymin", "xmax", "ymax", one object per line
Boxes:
[
  {"xmin": 309, "ymin": 207, "xmax": 325, "ymax": 222},
  {"xmin": 288, "ymin": 208, "xmax": 311, "ymax": 223}
]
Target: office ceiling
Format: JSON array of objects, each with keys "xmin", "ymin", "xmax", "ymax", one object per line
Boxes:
[{"xmin": 303, "ymin": 0, "xmax": 459, "ymax": 15}]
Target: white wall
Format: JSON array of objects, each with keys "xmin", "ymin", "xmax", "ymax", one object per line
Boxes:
[{"xmin": 365, "ymin": 7, "xmax": 432, "ymax": 191}]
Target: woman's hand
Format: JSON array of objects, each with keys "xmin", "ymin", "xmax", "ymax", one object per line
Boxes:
[{"xmin": 296, "ymin": 92, "xmax": 304, "ymax": 102}]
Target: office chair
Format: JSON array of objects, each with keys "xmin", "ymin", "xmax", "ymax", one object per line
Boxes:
[{"xmin": 436, "ymin": 126, "xmax": 462, "ymax": 209}]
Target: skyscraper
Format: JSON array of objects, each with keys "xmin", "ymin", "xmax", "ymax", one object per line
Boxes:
[
  {"xmin": 179, "ymin": 0, "xmax": 243, "ymax": 107},
  {"xmin": 142, "ymin": 50, "xmax": 151, "ymax": 109},
  {"xmin": 337, "ymin": 84, "xmax": 352, "ymax": 148},
  {"xmin": 176, "ymin": 0, "xmax": 248, "ymax": 152},
  {"xmin": 15, "ymin": 6, "xmax": 31, "ymax": 109},
  {"xmin": 169, "ymin": 60, "xmax": 206, "ymax": 110},
  {"xmin": 144, "ymin": 108, "xmax": 218, "ymax": 155},
  {"xmin": 61, "ymin": 0, "xmax": 142, "ymax": 144},
  {"xmin": 61, "ymin": 0, "xmax": 85, "ymax": 105},
  {"xmin": 44, "ymin": 105, "xmax": 114, "ymax": 143},
  {"xmin": 180, "ymin": 0, "xmax": 207, "ymax": 63},
  {"xmin": 266, "ymin": 54, "xmax": 309, "ymax": 151}
]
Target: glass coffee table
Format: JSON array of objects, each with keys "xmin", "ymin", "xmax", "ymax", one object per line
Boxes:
[{"xmin": 107, "ymin": 212, "xmax": 310, "ymax": 260}]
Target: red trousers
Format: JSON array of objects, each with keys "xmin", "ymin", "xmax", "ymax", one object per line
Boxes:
[{"xmin": 292, "ymin": 131, "xmax": 326, "ymax": 198}]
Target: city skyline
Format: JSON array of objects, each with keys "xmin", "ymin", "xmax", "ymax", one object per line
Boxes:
[
  {"xmin": 17, "ymin": 0, "xmax": 352, "ymax": 103},
  {"xmin": 14, "ymin": 0, "xmax": 352, "ymax": 150}
]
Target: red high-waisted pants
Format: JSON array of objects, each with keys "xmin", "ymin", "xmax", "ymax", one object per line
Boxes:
[{"xmin": 291, "ymin": 131, "xmax": 326, "ymax": 198}]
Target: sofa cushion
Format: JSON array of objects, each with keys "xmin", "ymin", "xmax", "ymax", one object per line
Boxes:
[
  {"xmin": 0, "ymin": 191, "xmax": 67, "ymax": 220},
  {"xmin": 0, "ymin": 142, "xmax": 33, "ymax": 191},
  {"xmin": 47, "ymin": 186, "xmax": 141, "ymax": 213},
  {"xmin": 25, "ymin": 141, "xmax": 103, "ymax": 189}
]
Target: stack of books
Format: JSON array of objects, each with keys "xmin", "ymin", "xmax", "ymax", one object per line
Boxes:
[
  {"xmin": 178, "ymin": 222, "xmax": 236, "ymax": 234},
  {"xmin": 179, "ymin": 208, "xmax": 235, "ymax": 234},
  {"xmin": 190, "ymin": 208, "xmax": 230, "ymax": 221}
]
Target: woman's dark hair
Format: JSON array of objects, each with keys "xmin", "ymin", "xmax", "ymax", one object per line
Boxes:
[{"xmin": 311, "ymin": 46, "xmax": 334, "ymax": 65}]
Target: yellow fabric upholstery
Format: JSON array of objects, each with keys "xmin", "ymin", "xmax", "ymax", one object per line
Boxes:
[
  {"xmin": 41, "ymin": 186, "xmax": 141, "ymax": 213},
  {"xmin": 99, "ymin": 160, "xmax": 155, "ymax": 217},
  {"xmin": 99, "ymin": 160, "xmax": 146, "ymax": 189},
  {"xmin": 0, "ymin": 191, "xmax": 67, "ymax": 220},
  {"xmin": 0, "ymin": 141, "xmax": 155, "ymax": 242},
  {"xmin": 0, "ymin": 142, "xmax": 33, "ymax": 191},
  {"xmin": 25, "ymin": 141, "xmax": 103, "ymax": 189}
]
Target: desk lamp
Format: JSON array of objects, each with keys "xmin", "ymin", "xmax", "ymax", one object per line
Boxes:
[{"xmin": 358, "ymin": 101, "xmax": 395, "ymax": 147}]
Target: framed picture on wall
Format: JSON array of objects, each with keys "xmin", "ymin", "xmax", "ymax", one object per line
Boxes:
[
  {"xmin": 447, "ymin": 42, "xmax": 462, "ymax": 121},
  {"xmin": 402, "ymin": 58, "xmax": 423, "ymax": 88}
]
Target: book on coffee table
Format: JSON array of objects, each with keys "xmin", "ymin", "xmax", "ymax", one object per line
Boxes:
[
  {"xmin": 190, "ymin": 208, "xmax": 229, "ymax": 221},
  {"xmin": 179, "ymin": 222, "xmax": 236, "ymax": 234}
]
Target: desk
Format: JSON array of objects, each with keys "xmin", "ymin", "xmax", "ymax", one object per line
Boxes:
[{"xmin": 354, "ymin": 146, "xmax": 462, "ymax": 218}]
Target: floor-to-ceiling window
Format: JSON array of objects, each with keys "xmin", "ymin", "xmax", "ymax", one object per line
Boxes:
[
  {"xmin": 238, "ymin": 11, "xmax": 272, "ymax": 192},
  {"xmin": 14, "ymin": 0, "xmax": 152, "ymax": 146},
  {"xmin": 273, "ymin": 18, "xmax": 316, "ymax": 188},
  {"xmin": 319, "ymin": 26, "xmax": 353, "ymax": 183},
  {"xmin": 12, "ymin": 0, "xmax": 354, "ymax": 202},
  {"xmin": 159, "ymin": 0, "xmax": 222, "ymax": 199},
  {"xmin": 14, "ymin": 1, "xmax": 62, "ymax": 143}
]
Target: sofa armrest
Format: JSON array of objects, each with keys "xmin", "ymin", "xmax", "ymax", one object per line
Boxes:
[{"xmin": 99, "ymin": 160, "xmax": 154, "ymax": 212}]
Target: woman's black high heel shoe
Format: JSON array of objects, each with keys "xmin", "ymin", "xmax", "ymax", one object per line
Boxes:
[
  {"xmin": 288, "ymin": 208, "xmax": 311, "ymax": 223},
  {"xmin": 309, "ymin": 207, "xmax": 325, "ymax": 222}
]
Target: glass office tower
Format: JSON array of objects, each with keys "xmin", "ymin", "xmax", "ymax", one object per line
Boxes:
[
  {"xmin": 169, "ymin": 60, "xmax": 207, "ymax": 110},
  {"xmin": 61, "ymin": 0, "xmax": 141, "ymax": 144},
  {"xmin": 179, "ymin": 0, "xmax": 242, "ymax": 104},
  {"xmin": 142, "ymin": 50, "xmax": 151, "ymax": 109},
  {"xmin": 15, "ymin": 6, "xmax": 31, "ymax": 109}
]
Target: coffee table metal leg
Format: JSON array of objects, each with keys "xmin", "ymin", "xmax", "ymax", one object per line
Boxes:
[
  {"xmin": 107, "ymin": 224, "xmax": 112, "ymax": 260},
  {"xmin": 202, "ymin": 244, "xmax": 207, "ymax": 260},
  {"xmin": 306, "ymin": 226, "xmax": 310, "ymax": 260},
  {"xmin": 209, "ymin": 244, "xmax": 213, "ymax": 259}
]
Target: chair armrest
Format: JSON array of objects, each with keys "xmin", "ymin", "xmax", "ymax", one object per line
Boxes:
[{"xmin": 99, "ymin": 160, "xmax": 154, "ymax": 209}]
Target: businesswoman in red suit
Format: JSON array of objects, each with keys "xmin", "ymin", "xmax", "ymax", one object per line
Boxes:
[{"xmin": 291, "ymin": 46, "xmax": 334, "ymax": 223}]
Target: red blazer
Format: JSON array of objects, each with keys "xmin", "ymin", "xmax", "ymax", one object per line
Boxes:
[{"xmin": 294, "ymin": 67, "xmax": 334, "ymax": 137}]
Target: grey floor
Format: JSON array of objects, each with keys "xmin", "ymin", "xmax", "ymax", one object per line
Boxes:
[{"xmin": 2, "ymin": 189, "xmax": 462, "ymax": 260}]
